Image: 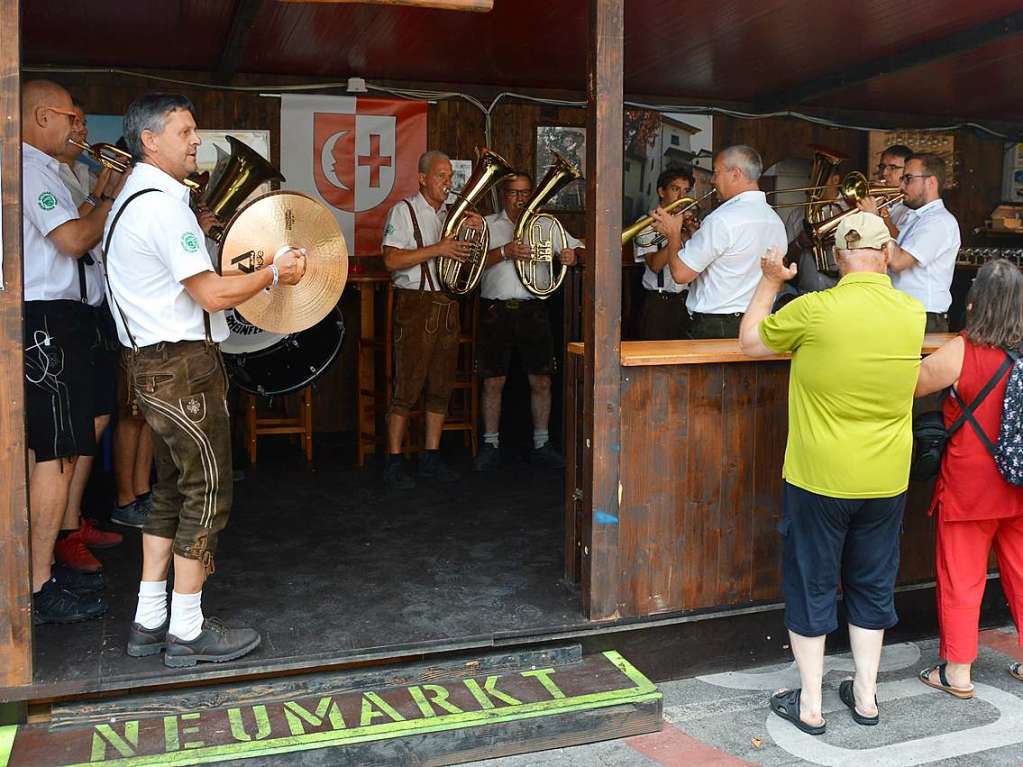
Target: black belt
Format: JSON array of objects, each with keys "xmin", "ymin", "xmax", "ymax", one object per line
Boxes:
[
  {"xmin": 691, "ymin": 311, "xmax": 742, "ymax": 319},
  {"xmin": 485, "ymin": 298, "xmax": 535, "ymax": 310},
  {"xmin": 646, "ymin": 290, "xmax": 686, "ymax": 300},
  {"xmin": 926, "ymin": 312, "xmax": 948, "ymax": 319}
]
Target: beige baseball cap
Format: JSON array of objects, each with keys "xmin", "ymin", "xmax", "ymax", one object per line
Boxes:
[{"xmin": 834, "ymin": 211, "xmax": 891, "ymax": 250}]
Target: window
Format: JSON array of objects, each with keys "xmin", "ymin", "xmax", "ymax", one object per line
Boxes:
[
  {"xmin": 624, "ymin": 160, "xmax": 631, "ymax": 172},
  {"xmin": 670, "ymin": 135, "xmax": 680, "ymax": 146}
]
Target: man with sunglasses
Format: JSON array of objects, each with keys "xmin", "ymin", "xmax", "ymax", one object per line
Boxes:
[
  {"xmin": 862, "ymin": 153, "xmax": 959, "ymax": 332},
  {"xmin": 473, "ymin": 173, "xmax": 579, "ymax": 471},
  {"xmin": 21, "ymin": 80, "xmax": 124, "ymax": 623}
]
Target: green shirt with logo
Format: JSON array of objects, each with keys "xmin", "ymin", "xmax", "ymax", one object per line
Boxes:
[{"xmin": 759, "ymin": 272, "xmax": 926, "ymax": 499}]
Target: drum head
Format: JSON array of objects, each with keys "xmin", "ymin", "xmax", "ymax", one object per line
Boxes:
[
  {"xmin": 221, "ymin": 308, "xmax": 286, "ymax": 355},
  {"xmin": 224, "ymin": 307, "xmax": 346, "ymax": 396}
]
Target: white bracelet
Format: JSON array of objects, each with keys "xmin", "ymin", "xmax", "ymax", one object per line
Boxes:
[{"xmin": 266, "ymin": 263, "xmax": 280, "ymax": 291}]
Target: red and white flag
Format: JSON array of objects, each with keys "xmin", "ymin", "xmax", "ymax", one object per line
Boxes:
[{"xmin": 280, "ymin": 94, "xmax": 427, "ymax": 257}]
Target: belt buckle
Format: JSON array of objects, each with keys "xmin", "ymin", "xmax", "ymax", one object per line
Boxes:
[{"xmin": 505, "ymin": 299, "xmax": 521, "ymax": 310}]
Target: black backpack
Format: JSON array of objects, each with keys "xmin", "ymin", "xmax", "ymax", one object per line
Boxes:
[
  {"xmin": 994, "ymin": 349, "xmax": 1023, "ymax": 485},
  {"xmin": 910, "ymin": 350, "xmax": 1016, "ymax": 482}
]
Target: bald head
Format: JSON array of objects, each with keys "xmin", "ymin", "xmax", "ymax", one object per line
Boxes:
[{"xmin": 22, "ymin": 80, "xmax": 75, "ymax": 157}]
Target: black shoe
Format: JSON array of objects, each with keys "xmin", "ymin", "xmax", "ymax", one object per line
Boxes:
[
  {"xmin": 473, "ymin": 443, "xmax": 501, "ymax": 472},
  {"xmin": 418, "ymin": 450, "xmax": 461, "ymax": 482},
  {"xmin": 111, "ymin": 500, "xmax": 147, "ymax": 529},
  {"xmin": 127, "ymin": 619, "xmax": 169, "ymax": 657},
  {"xmin": 52, "ymin": 564, "xmax": 105, "ymax": 596},
  {"xmin": 164, "ymin": 617, "xmax": 261, "ymax": 668},
  {"xmin": 383, "ymin": 455, "xmax": 416, "ymax": 490},
  {"xmin": 33, "ymin": 579, "xmax": 107, "ymax": 625},
  {"xmin": 529, "ymin": 442, "xmax": 566, "ymax": 469}
]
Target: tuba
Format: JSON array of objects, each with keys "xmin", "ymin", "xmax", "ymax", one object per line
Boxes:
[
  {"xmin": 437, "ymin": 148, "xmax": 516, "ymax": 295},
  {"xmin": 803, "ymin": 145, "xmax": 848, "ymax": 272},
  {"xmin": 201, "ymin": 135, "xmax": 286, "ymax": 242},
  {"xmin": 513, "ymin": 153, "xmax": 582, "ymax": 298}
]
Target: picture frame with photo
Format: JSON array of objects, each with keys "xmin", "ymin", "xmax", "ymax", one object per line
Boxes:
[
  {"xmin": 446, "ymin": 159, "xmax": 473, "ymax": 206},
  {"xmin": 535, "ymin": 125, "xmax": 586, "ymax": 211}
]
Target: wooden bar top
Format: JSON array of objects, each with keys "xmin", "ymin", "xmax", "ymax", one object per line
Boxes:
[{"xmin": 567, "ymin": 333, "xmax": 955, "ymax": 366}]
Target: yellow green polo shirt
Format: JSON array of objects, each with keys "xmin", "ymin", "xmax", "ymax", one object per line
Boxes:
[{"xmin": 759, "ymin": 272, "xmax": 925, "ymax": 498}]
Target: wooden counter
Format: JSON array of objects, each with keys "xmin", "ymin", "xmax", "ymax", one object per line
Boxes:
[
  {"xmin": 567, "ymin": 333, "xmax": 955, "ymax": 366},
  {"xmin": 564, "ymin": 334, "xmax": 948, "ymax": 620}
]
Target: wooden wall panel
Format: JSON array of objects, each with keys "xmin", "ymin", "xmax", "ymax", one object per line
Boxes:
[
  {"xmin": 750, "ymin": 363, "xmax": 788, "ymax": 602},
  {"xmin": 0, "ymin": 0, "xmax": 32, "ymax": 688}
]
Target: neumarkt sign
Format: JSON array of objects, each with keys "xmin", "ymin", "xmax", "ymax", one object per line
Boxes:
[{"xmin": 1, "ymin": 651, "xmax": 660, "ymax": 766}]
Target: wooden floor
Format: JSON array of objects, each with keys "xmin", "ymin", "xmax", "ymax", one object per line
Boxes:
[{"xmin": 27, "ymin": 435, "xmax": 582, "ymax": 699}]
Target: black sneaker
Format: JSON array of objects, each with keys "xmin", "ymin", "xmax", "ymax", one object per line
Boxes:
[
  {"xmin": 33, "ymin": 579, "xmax": 107, "ymax": 625},
  {"xmin": 164, "ymin": 617, "xmax": 261, "ymax": 668},
  {"xmin": 383, "ymin": 455, "xmax": 416, "ymax": 490},
  {"xmin": 529, "ymin": 442, "xmax": 566, "ymax": 469},
  {"xmin": 52, "ymin": 564, "xmax": 105, "ymax": 595},
  {"xmin": 127, "ymin": 619, "xmax": 169, "ymax": 657},
  {"xmin": 473, "ymin": 443, "xmax": 501, "ymax": 472},
  {"xmin": 418, "ymin": 450, "xmax": 461, "ymax": 482},
  {"xmin": 111, "ymin": 500, "xmax": 146, "ymax": 529}
]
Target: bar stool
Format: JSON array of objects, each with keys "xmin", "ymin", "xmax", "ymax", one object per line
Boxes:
[{"xmin": 244, "ymin": 388, "xmax": 314, "ymax": 464}]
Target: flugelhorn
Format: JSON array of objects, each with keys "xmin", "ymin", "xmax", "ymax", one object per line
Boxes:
[
  {"xmin": 67, "ymin": 138, "xmax": 208, "ymax": 196},
  {"xmin": 437, "ymin": 147, "xmax": 516, "ymax": 295},
  {"xmin": 513, "ymin": 152, "xmax": 582, "ymax": 298},
  {"xmin": 808, "ymin": 191, "xmax": 906, "ymax": 242},
  {"xmin": 622, "ymin": 190, "xmax": 714, "ymax": 247}
]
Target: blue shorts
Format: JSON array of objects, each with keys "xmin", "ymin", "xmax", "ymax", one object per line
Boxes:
[{"xmin": 780, "ymin": 481, "xmax": 905, "ymax": 637}]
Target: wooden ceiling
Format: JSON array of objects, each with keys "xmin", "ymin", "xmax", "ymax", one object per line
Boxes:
[{"xmin": 21, "ymin": 0, "xmax": 1023, "ymax": 121}]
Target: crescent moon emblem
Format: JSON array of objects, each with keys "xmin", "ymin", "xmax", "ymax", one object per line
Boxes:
[{"xmin": 320, "ymin": 130, "xmax": 351, "ymax": 191}]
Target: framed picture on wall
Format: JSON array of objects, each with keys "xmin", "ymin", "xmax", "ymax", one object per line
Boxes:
[
  {"xmin": 446, "ymin": 159, "xmax": 473, "ymax": 206},
  {"xmin": 535, "ymin": 125, "xmax": 586, "ymax": 211}
]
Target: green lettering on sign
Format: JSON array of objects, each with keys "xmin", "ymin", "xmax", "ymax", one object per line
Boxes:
[
  {"xmin": 90, "ymin": 722, "xmax": 139, "ymax": 761},
  {"xmin": 283, "ymin": 697, "xmax": 346, "ymax": 735},
  {"xmin": 408, "ymin": 684, "xmax": 464, "ymax": 718},
  {"xmin": 463, "ymin": 676, "xmax": 523, "ymax": 709},
  {"xmin": 521, "ymin": 668, "xmax": 567, "ymax": 699},
  {"xmin": 228, "ymin": 705, "xmax": 272, "ymax": 742},
  {"xmin": 359, "ymin": 692, "xmax": 406, "ymax": 727}
]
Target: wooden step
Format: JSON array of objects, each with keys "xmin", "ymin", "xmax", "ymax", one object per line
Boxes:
[{"xmin": 3, "ymin": 649, "xmax": 660, "ymax": 766}]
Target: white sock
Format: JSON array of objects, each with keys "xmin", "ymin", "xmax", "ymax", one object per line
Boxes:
[
  {"xmin": 169, "ymin": 590, "xmax": 204, "ymax": 641},
  {"xmin": 533, "ymin": 429, "xmax": 549, "ymax": 449},
  {"xmin": 484, "ymin": 431, "xmax": 499, "ymax": 448},
  {"xmin": 134, "ymin": 580, "xmax": 168, "ymax": 629}
]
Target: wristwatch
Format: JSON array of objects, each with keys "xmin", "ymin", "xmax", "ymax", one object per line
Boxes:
[{"xmin": 84, "ymin": 194, "xmax": 98, "ymax": 207}]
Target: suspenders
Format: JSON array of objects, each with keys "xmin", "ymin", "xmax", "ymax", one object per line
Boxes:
[{"xmin": 402, "ymin": 199, "xmax": 437, "ymax": 292}]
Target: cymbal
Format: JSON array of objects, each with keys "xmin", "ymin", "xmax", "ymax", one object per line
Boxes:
[{"xmin": 219, "ymin": 191, "xmax": 348, "ymax": 335}]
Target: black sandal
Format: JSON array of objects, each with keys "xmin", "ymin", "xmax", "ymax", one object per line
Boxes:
[
  {"xmin": 839, "ymin": 679, "xmax": 879, "ymax": 725},
  {"xmin": 918, "ymin": 663, "xmax": 974, "ymax": 699},
  {"xmin": 770, "ymin": 689, "xmax": 826, "ymax": 735}
]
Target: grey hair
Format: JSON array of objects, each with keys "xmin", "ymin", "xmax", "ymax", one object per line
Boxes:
[
  {"xmin": 717, "ymin": 145, "xmax": 763, "ymax": 181},
  {"xmin": 418, "ymin": 150, "xmax": 450, "ymax": 174},
  {"xmin": 123, "ymin": 93, "xmax": 195, "ymax": 162},
  {"xmin": 965, "ymin": 259, "xmax": 1023, "ymax": 349}
]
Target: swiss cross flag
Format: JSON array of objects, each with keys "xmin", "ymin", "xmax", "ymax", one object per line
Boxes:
[{"xmin": 282, "ymin": 95, "xmax": 427, "ymax": 257}]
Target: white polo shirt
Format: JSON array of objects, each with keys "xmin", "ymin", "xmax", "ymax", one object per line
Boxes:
[
  {"xmin": 480, "ymin": 210, "xmax": 582, "ymax": 301},
  {"xmin": 58, "ymin": 160, "xmax": 107, "ymax": 307},
  {"xmin": 381, "ymin": 192, "xmax": 448, "ymax": 291},
  {"xmin": 103, "ymin": 162, "xmax": 229, "ymax": 348},
  {"xmin": 634, "ymin": 241, "xmax": 687, "ymax": 294},
  {"xmin": 893, "ymin": 198, "xmax": 960, "ymax": 313},
  {"xmin": 22, "ymin": 142, "xmax": 81, "ymax": 303},
  {"xmin": 679, "ymin": 190, "xmax": 787, "ymax": 315}
]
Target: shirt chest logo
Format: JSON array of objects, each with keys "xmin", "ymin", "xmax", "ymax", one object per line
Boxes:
[
  {"xmin": 37, "ymin": 191, "xmax": 57, "ymax": 211},
  {"xmin": 181, "ymin": 232, "xmax": 200, "ymax": 253}
]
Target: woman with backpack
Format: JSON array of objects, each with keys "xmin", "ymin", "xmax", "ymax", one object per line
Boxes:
[{"xmin": 914, "ymin": 258, "xmax": 1023, "ymax": 697}]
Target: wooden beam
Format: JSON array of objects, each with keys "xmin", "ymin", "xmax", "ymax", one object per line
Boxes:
[
  {"xmin": 582, "ymin": 0, "xmax": 623, "ymax": 621},
  {"xmin": 275, "ymin": 0, "xmax": 493, "ymax": 10},
  {"xmin": 756, "ymin": 10, "xmax": 1023, "ymax": 111},
  {"xmin": 0, "ymin": 0, "xmax": 32, "ymax": 689},
  {"xmin": 216, "ymin": 0, "xmax": 266, "ymax": 84}
]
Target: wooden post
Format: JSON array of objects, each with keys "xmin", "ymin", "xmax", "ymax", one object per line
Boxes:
[
  {"xmin": 0, "ymin": 0, "xmax": 33, "ymax": 688},
  {"xmin": 582, "ymin": 0, "xmax": 623, "ymax": 620}
]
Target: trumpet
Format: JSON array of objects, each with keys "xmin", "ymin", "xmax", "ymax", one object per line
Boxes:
[
  {"xmin": 67, "ymin": 138, "xmax": 207, "ymax": 196},
  {"xmin": 622, "ymin": 190, "xmax": 714, "ymax": 247}
]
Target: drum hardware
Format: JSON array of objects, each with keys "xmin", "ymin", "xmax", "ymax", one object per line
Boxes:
[
  {"xmin": 513, "ymin": 152, "xmax": 582, "ymax": 297},
  {"xmin": 437, "ymin": 147, "xmax": 516, "ymax": 295},
  {"xmin": 621, "ymin": 189, "xmax": 714, "ymax": 248}
]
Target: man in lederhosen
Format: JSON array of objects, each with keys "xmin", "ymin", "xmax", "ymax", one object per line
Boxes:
[
  {"xmin": 105, "ymin": 93, "xmax": 306, "ymax": 667},
  {"xmin": 380, "ymin": 150, "xmax": 479, "ymax": 490}
]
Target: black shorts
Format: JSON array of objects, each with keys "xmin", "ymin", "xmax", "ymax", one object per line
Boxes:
[
  {"xmin": 780, "ymin": 481, "xmax": 905, "ymax": 637},
  {"xmin": 476, "ymin": 298, "xmax": 555, "ymax": 378},
  {"xmin": 90, "ymin": 305, "xmax": 118, "ymax": 419},
  {"xmin": 23, "ymin": 300, "xmax": 98, "ymax": 462}
]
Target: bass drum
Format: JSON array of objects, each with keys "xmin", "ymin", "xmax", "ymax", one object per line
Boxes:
[{"xmin": 221, "ymin": 307, "xmax": 345, "ymax": 396}]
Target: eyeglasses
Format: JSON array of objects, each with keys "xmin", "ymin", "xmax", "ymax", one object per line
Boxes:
[
  {"xmin": 901, "ymin": 173, "xmax": 933, "ymax": 184},
  {"xmin": 42, "ymin": 106, "xmax": 78, "ymax": 121},
  {"xmin": 877, "ymin": 163, "xmax": 904, "ymax": 173}
]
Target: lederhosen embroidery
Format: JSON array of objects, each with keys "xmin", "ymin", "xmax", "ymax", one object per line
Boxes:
[{"xmin": 403, "ymin": 199, "xmax": 437, "ymax": 292}]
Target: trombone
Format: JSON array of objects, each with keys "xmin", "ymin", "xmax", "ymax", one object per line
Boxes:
[
  {"xmin": 622, "ymin": 189, "xmax": 714, "ymax": 247},
  {"xmin": 768, "ymin": 171, "xmax": 898, "ymax": 209}
]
